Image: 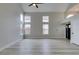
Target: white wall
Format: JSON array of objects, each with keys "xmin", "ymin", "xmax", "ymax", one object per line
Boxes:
[
  {"xmin": 70, "ymin": 15, "xmax": 79, "ymax": 45},
  {"xmin": 24, "ymin": 12, "xmax": 65, "ymax": 39},
  {"xmin": 0, "ymin": 4, "xmax": 23, "ymax": 50}
]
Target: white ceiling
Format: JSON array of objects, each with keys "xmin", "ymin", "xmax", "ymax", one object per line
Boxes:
[{"xmin": 22, "ymin": 3, "xmax": 70, "ymax": 12}]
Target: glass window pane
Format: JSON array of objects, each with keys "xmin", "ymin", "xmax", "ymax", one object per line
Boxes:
[
  {"xmin": 25, "ymin": 16, "xmax": 31, "ymax": 22},
  {"xmin": 25, "ymin": 24, "xmax": 31, "ymax": 28},
  {"xmin": 43, "ymin": 19, "xmax": 49, "ymax": 22},
  {"xmin": 43, "ymin": 16, "xmax": 49, "ymax": 22},
  {"xmin": 25, "ymin": 16, "xmax": 31, "ymax": 20},
  {"xmin": 43, "ymin": 24, "xmax": 48, "ymax": 29},
  {"xmin": 20, "ymin": 13, "xmax": 23, "ymax": 23},
  {"xmin": 25, "ymin": 24, "xmax": 31, "ymax": 34},
  {"xmin": 43, "ymin": 29, "xmax": 48, "ymax": 34},
  {"xmin": 25, "ymin": 19, "xmax": 31, "ymax": 22},
  {"xmin": 43, "ymin": 24, "xmax": 49, "ymax": 34}
]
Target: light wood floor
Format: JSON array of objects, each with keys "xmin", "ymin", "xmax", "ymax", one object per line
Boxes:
[{"xmin": 0, "ymin": 39, "xmax": 79, "ymax": 55}]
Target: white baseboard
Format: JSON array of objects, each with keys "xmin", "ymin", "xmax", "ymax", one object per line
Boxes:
[
  {"xmin": 24, "ymin": 38, "xmax": 65, "ymax": 39},
  {"xmin": 0, "ymin": 39, "xmax": 22, "ymax": 52},
  {"xmin": 70, "ymin": 41, "xmax": 79, "ymax": 45},
  {"xmin": 70, "ymin": 40, "xmax": 79, "ymax": 45}
]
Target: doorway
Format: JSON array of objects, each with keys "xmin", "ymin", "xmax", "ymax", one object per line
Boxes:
[{"xmin": 65, "ymin": 23, "xmax": 71, "ymax": 40}]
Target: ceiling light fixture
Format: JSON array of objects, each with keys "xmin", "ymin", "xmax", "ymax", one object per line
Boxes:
[
  {"xmin": 66, "ymin": 14, "xmax": 74, "ymax": 19},
  {"xmin": 33, "ymin": 4, "xmax": 36, "ymax": 6}
]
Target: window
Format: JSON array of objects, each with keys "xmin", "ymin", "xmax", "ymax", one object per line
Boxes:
[
  {"xmin": 43, "ymin": 24, "xmax": 49, "ymax": 34},
  {"xmin": 20, "ymin": 13, "xmax": 23, "ymax": 23},
  {"xmin": 25, "ymin": 24, "xmax": 31, "ymax": 34},
  {"xmin": 24, "ymin": 16, "xmax": 31, "ymax": 34},
  {"xmin": 42, "ymin": 16, "xmax": 49, "ymax": 34},
  {"xmin": 43, "ymin": 16, "xmax": 49, "ymax": 22},
  {"xmin": 20, "ymin": 13, "xmax": 23, "ymax": 35},
  {"xmin": 25, "ymin": 16, "xmax": 31, "ymax": 23}
]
